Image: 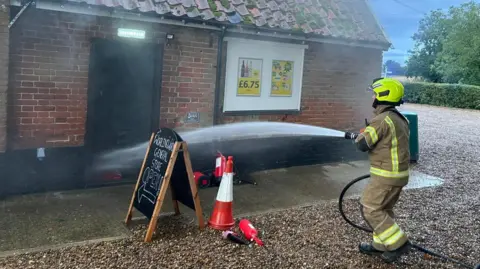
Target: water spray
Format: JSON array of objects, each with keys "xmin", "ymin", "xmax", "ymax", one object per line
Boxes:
[{"xmin": 91, "ymin": 122, "xmax": 347, "ymax": 174}]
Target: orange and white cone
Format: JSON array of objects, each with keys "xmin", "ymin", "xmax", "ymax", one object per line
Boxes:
[{"xmin": 208, "ymin": 156, "xmax": 235, "ymax": 230}]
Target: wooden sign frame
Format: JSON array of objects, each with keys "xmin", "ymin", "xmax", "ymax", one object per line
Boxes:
[{"xmin": 125, "ymin": 134, "xmax": 205, "ymax": 242}]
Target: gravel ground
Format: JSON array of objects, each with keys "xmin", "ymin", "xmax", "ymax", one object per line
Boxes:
[{"xmin": 1, "ymin": 104, "xmax": 479, "ymax": 269}]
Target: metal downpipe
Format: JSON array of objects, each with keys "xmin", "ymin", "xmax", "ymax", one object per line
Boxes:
[{"xmin": 212, "ymin": 27, "xmax": 226, "ymax": 126}]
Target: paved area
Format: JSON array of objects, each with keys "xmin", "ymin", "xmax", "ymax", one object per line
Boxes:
[{"xmin": 0, "ymin": 159, "xmax": 442, "ymax": 256}]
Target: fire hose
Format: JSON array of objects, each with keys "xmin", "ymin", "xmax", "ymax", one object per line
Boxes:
[{"xmin": 338, "ymin": 174, "xmax": 480, "ymax": 269}]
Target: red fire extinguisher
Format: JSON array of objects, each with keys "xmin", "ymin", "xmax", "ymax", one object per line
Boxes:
[
  {"xmin": 239, "ymin": 219, "xmax": 264, "ymax": 246},
  {"xmin": 213, "ymin": 152, "xmax": 226, "ymax": 186}
]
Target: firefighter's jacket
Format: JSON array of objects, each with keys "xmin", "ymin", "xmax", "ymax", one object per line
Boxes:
[{"xmin": 355, "ymin": 105, "xmax": 410, "ymax": 186}]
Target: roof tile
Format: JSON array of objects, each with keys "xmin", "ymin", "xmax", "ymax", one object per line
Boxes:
[
  {"xmin": 249, "ymin": 8, "xmax": 261, "ymax": 17},
  {"xmin": 167, "ymin": 0, "xmax": 181, "ymax": 5},
  {"xmin": 228, "ymin": 12, "xmax": 243, "ymax": 23},
  {"xmin": 254, "ymin": 16, "xmax": 267, "ymax": 27},
  {"xmin": 201, "ymin": 9, "xmax": 215, "ymax": 20},
  {"xmin": 186, "ymin": 6, "xmax": 201, "ymax": 17},
  {"xmin": 182, "ymin": 0, "xmax": 195, "ymax": 7},
  {"xmin": 255, "ymin": 0, "xmax": 268, "ymax": 9},
  {"xmin": 67, "ymin": 0, "xmax": 390, "ymax": 45},
  {"xmin": 266, "ymin": 1, "xmax": 279, "ymax": 11},
  {"xmin": 278, "ymin": 2, "xmax": 288, "ymax": 11},
  {"xmin": 279, "ymin": 20, "xmax": 291, "ymax": 30},
  {"xmin": 155, "ymin": 2, "xmax": 171, "ymax": 13},
  {"xmin": 235, "ymin": 4, "xmax": 250, "ymax": 16},
  {"xmin": 194, "ymin": 0, "xmax": 209, "ymax": 10}
]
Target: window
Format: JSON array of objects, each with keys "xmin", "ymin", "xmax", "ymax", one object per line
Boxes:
[{"xmin": 223, "ymin": 37, "xmax": 307, "ymax": 113}]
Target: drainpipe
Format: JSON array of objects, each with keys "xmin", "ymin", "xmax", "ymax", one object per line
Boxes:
[
  {"xmin": 8, "ymin": 0, "xmax": 34, "ymax": 28},
  {"xmin": 212, "ymin": 26, "xmax": 226, "ymax": 126}
]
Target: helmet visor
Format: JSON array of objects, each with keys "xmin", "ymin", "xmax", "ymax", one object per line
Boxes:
[{"xmin": 366, "ymin": 85, "xmax": 376, "ymax": 98}]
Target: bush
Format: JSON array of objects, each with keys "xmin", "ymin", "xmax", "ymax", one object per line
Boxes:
[{"xmin": 403, "ymin": 82, "xmax": 480, "ymax": 109}]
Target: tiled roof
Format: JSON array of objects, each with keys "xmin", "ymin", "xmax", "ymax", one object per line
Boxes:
[{"xmin": 68, "ymin": 0, "xmax": 390, "ymax": 45}]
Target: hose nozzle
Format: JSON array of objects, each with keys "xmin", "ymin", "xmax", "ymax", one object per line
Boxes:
[{"xmin": 344, "ymin": 132, "xmax": 358, "ymax": 140}]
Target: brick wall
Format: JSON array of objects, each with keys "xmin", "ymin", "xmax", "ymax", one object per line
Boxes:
[
  {"xmin": 8, "ymin": 7, "xmax": 383, "ymax": 150},
  {"xmin": 8, "ymin": 8, "xmax": 217, "ymax": 149},
  {"xmin": 0, "ymin": 0, "xmax": 8, "ymax": 152},
  {"xmin": 161, "ymin": 31, "xmax": 217, "ymax": 131},
  {"xmin": 220, "ymin": 42, "xmax": 382, "ymax": 131}
]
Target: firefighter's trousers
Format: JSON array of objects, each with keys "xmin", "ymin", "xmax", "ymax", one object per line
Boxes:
[{"xmin": 360, "ymin": 175, "xmax": 409, "ymax": 252}]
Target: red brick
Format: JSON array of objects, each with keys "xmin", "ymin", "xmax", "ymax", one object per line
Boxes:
[
  {"xmin": 33, "ymin": 117, "xmax": 55, "ymax": 124},
  {"xmin": 18, "ymin": 100, "xmax": 38, "ymax": 106},
  {"xmin": 50, "ymin": 88, "xmax": 72, "ymax": 94},
  {"xmin": 22, "ymin": 106, "xmax": 34, "ymax": 112},
  {"xmin": 21, "ymin": 118, "xmax": 33, "ymax": 124},
  {"xmin": 161, "ymin": 81, "xmax": 177, "ymax": 87},
  {"xmin": 177, "ymin": 67, "xmax": 193, "ymax": 73},
  {"xmin": 49, "ymin": 111, "xmax": 71, "ymax": 118},
  {"xmin": 16, "ymin": 75, "xmax": 39, "ymax": 81},
  {"xmin": 179, "ymin": 72, "xmax": 203, "ymax": 78},
  {"xmin": 34, "ymin": 106, "xmax": 56, "ymax": 112},
  {"xmin": 34, "ymin": 81, "xmax": 55, "ymax": 88},
  {"xmin": 34, "ymin": 94, "xmax": 54, "ymax": 100},
  {"xmin": 195, "ymin": 83, "xmax": 212, "ymax": 89},
  {"xmin": 17, "ymin": 112, "xmax": 38, "ymax": 118}
]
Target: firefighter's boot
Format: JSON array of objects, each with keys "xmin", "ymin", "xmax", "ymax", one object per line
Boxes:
[
  {"xmin": 359, "ymin": 242, "xmax": 384, "ymax": 256},
  {"xmin": 380, "ymin": 241, "xmax": 412, "ymax": 263}
]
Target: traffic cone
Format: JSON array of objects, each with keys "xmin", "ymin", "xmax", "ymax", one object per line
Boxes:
[{"xmin": 208, "ymin": 156, "xmax": 235, "ymax": 230}]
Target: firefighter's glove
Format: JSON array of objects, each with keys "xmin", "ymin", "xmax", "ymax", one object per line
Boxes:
[{"xmin": 344, "ymin": 132, "xmax": 359, "ymax": 140}]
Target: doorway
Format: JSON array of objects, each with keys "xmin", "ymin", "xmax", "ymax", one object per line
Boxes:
[{"xmin": 85, "ymin": 38, "xmax": 163, "ymax": 185}]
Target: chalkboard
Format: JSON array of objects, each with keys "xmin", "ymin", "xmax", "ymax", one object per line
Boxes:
[
  {"xmin": 132, "ymin": 128, "xmax": 178, "ymax": 219},
  {"xmin": 125, "ymin": 127, "xmax": 204, "ymax": 242}
]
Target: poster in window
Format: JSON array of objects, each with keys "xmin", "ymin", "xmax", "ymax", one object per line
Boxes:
[
  {"xmin": 271, "ymin": 60, "xmax": 294, "ymax": 96},
  {"xmin": 237, "ymin": 58, "xmax": 262, "ymax": 96}
]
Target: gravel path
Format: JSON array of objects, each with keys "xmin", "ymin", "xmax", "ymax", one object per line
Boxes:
[{"xmin": 1, "ymin": 104, "xmax": 479, "ymax": 269}]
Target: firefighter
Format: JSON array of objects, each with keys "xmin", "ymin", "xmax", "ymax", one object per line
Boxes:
[{"xmin": 345, "ymin": 77, "xmax": 411, "ymax": 263}]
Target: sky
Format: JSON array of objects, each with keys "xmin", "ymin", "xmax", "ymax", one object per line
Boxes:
[{"xmin": 368, "ymin": 0, "xmax": 474, "ymax": 65}]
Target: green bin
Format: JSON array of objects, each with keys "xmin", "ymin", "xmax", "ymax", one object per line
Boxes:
[{"xmin": 400, "ymin": 111, "xmax": 419, "ymax": 162}]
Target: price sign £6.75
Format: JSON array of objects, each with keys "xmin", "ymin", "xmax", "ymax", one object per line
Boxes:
[
  {"xmin": 238, "ymin": 79, "xmax": 260, "ymax": 89},
  {"xmin": 237, "ymin": 78, "xmax": 260, "ymax": 96}
]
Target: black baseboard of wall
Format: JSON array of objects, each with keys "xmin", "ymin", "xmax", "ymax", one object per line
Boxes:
[
  {"xmin": 0, "ymin": 146, "xmax": 87, "ymax": 198},
  {"xmin": 0, "ymin": 136, "xmax": 367, "ymax": 198}
]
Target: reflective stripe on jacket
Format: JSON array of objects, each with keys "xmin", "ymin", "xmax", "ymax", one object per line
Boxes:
[{"xmin": 355, "ymin": 105, "xmax": 410, "ymax": 184}]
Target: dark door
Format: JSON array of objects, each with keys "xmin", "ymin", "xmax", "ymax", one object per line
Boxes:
[{"xmin": 85, "ymin": 38, "xmax": 162, "ymax": 184}]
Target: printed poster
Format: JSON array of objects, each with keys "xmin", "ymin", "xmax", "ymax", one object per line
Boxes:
[
  {"xmin": 271, "ymin": 60, "xmax": 294, "ymax": 96},
  {"xmin": 237, "ymin": 58, "xmax": 262, "ymax": 96}
]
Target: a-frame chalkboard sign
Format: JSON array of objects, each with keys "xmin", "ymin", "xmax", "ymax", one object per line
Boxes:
[{"xmin": 125, "ymin": 128, "xmax": 205, "ymax": 242}]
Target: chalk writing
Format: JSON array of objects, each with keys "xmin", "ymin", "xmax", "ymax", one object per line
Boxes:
[
  {"xmin": 153, "ymin": 148, "xmax": 169, "ymax": 163},
  {"xmin": 133, "ymin": 128, "xmax": 179, "ymax": 219},
  {"xmin": 137, "ymin": 167, "xmax": 156, "ymax": 204},
  {"xmin": 153, "ymin": 133, "xmax": 175, "ymax": 151}
]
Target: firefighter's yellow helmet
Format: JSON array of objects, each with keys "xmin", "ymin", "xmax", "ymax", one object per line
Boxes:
[{"xmin": 368, "ymin": 78, "xmax": 404, "ymax": 104}]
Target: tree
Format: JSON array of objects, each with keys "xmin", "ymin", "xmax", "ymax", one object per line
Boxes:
[
  {"xmin": 405, "ymin": 9, "xmax": 451, "ymax": 82},
  {"xmin": 434, "ymin": 2, "xmax": 480, "ymax": 85},
  {"xmin": 405, "ymin": 1, "xmax": 480, "ymax": 85},
  {"xmin": 383, "ymin": 60, "xmax": 406, "ymax": 76}
]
